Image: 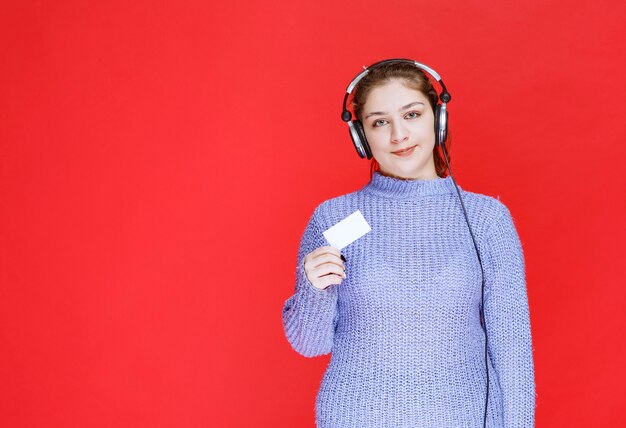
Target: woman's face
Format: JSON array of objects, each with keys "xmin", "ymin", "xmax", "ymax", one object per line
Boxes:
[{"xmin": 361, "ymin": 79, "xmax": 437, "ymax": 180}]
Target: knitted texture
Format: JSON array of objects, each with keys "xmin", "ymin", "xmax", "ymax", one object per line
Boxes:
[{"xmin": 282, "ymin": 172, "xmax": 535, "ymax": 428}]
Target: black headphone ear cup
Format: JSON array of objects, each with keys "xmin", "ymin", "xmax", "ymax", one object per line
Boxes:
[
  {"xmin": 346, "ymin": 120, "xmax": 372, "ymax": 160},
  {"xmin": 440, "ymin": 108, "xmax": 448, "ymax": 147},
  {"xmin": 354, "ymin": 120, "xmax": 372, "ymax": 159},
  {"xmin": 348, "ymin": 120, "xmax": 365, "ymax": 158},
  {"xmin": 434, "ymin": 104, "xmax": 448, "ymax": 147},
  {"xmin": 434, "ymin": 105, "xmax": 441, "ymax": 147}
]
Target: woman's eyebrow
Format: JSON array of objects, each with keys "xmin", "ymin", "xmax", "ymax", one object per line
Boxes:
[{"xmin": 364, "ymin": 102, "xmax": 425, "ymax": 120}]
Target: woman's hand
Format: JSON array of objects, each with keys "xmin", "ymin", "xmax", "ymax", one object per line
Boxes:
[{"xmin": 304, "ymin": 246, "xmax": 346, "ymax": 290}]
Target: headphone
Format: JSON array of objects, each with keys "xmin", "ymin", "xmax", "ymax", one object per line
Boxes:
[
  {"xmin": 341, "ymin": 59, "xmax": 491, "ymax": 428},
  {"xmin": 341, "ymin": 58, "xmax": 452, "ymax": 159}
]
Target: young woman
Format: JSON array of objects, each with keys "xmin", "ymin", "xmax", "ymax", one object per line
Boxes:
[{"xmin": 281, "ymin": 59, "xmax": 535, "ymax": 427}]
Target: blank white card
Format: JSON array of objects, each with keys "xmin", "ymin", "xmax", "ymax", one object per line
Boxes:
[{"xmin": 322, "ymin": 210, "xmax": 371, "ymax": 250}]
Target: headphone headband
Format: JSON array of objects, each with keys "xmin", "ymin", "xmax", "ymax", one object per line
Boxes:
[
  {"xmin": 341, "ymin": 58, "xmax": 451, "ymax": 120},
  {"xmin": 346, "ymin": 58, "xmax": 443, "ymax": 94}
]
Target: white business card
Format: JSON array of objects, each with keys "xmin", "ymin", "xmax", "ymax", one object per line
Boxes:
[{"xmin": 322, "ymin": 210, "xmax": 371, "ymax": 250}]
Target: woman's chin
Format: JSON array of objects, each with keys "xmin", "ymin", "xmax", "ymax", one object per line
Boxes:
[
  {"xmin": 378, "ymin": 160, "xmax": 437, "ymax": 180},
  {"xmin": 379, "ymin": 167, "xmax": 417, "ymax": 180}
]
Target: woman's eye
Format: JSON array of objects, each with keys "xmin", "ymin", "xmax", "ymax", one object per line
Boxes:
[
  {"xmin": 373, "ymin": 119, "xmax": 387, "ymax": 127},
  {"xmin": 406, "ymin": 111, "xmax": 421, "ymax": 119}
]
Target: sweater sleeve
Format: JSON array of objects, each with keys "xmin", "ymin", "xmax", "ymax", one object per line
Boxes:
[
  {"xmin": 281, "ymin": 206, "xmax": 339, "ymax": 358},
  {"xmin": 482, "ymin": 203, "xmax": 536, "ymax": 428}
]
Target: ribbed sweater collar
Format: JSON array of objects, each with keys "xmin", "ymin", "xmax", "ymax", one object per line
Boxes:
[{"xmin": 363, "ymin": 171, "xmax": 459, "ymax": 199}]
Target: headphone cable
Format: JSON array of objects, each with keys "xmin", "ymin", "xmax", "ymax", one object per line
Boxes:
[{"xmin": 440, "ymin": 143, "xmax": 489, "ymax": 428}]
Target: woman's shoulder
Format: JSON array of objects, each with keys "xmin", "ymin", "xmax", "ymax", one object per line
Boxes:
[
  {"xmin": 458, "ymin": 188, "xmax": 519, "ymax": 245},
  {"xmin": 459, "ymin": 188, "xmax": 512, "ymax": 219}
]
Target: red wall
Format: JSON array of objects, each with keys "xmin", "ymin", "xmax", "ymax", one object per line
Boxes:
[{"xmin": 1, "ymin": 1, "xmax": 625, "ymax": 426}]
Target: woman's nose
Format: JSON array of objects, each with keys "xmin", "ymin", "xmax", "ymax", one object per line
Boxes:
[{"xmin": 391, "ymin": 123, "xmax": 409, "ymax": 144}]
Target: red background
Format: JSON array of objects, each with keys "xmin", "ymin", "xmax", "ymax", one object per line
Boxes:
[{"xmin": 1, "ymin": 0, "xmax": 625, "ymax": 426}]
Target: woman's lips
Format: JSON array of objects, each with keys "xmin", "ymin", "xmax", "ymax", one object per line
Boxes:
[{"xmin": 392, "ymin": 145, "xmax": 417, "ymax": 156}]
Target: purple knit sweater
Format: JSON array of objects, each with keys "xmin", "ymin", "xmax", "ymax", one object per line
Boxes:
[{"xmin": 282, "ymin": 172, "xmax": 535, "ymax": 427}]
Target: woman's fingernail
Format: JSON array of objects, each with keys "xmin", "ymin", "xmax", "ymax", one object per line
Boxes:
[{"xmin": 341, "ymin": 254, "xmax": 346, "ymax": 262}]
